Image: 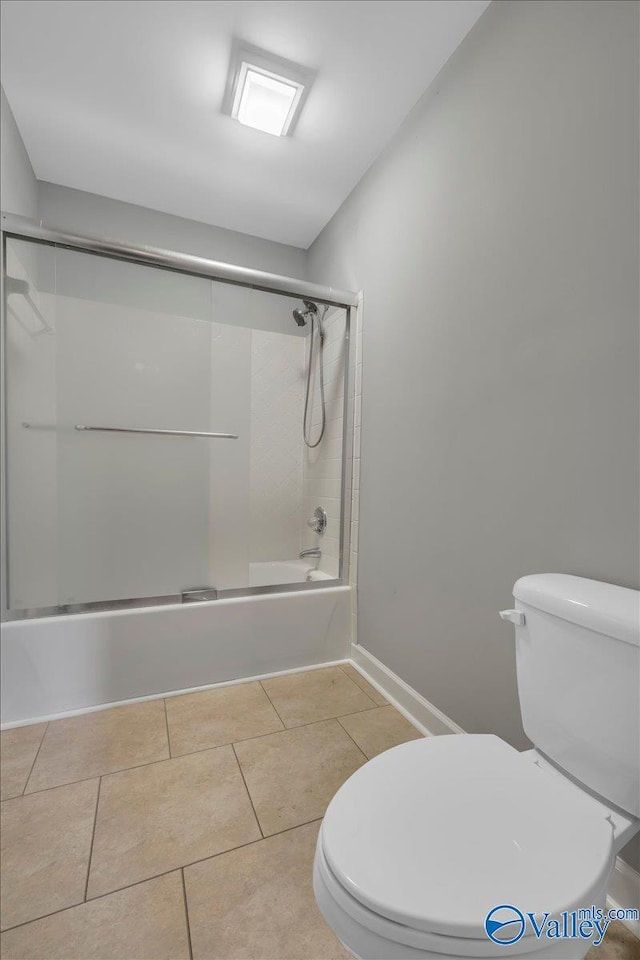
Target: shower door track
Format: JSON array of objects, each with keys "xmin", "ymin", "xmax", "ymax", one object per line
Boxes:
[
  {"xmin": 1, "ymin": 213, "xmax": 358, "ymax": 621},
  {"xmin": 4, "ymin": 578, "xmax": 343, "ymax": 622}
]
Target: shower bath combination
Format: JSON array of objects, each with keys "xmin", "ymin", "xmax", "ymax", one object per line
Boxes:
[
  {"xmin": 1, "ymin": 217, "xmax": 357, "ymax": 730},
  {"xmin": 293, "ymin": 299, "xmax": 328, "ymax": 448}
]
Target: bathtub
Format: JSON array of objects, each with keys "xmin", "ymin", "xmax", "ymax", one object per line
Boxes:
[
  {"xmin": 249, "ymin": 560, "xmax": 333, "ymax": 587},
  {"xmin": 0, "ymin": 582, "xmax": 351, "ymax": 726}
]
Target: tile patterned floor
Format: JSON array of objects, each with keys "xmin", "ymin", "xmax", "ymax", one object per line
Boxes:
[
  {"xmin": 0, "ymin": 665, "xmax": 394, "ymax": 958},
  {"xmin": 0, "ymin": 723, "xmax": 47, "ymax": 801},
  {"xmin": 1, "ymin": 664, "xmax": 638, "ymax": 960},
  {"xmin": 24, "ymin": 700, "xmax": 169, "ymax": 794}
]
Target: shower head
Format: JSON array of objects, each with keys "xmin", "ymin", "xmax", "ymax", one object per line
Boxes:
[{"xmin": 292, "ymin": 299, "xmax": 319, "ymax": 327}]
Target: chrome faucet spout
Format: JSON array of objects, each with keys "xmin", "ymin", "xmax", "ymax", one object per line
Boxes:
[{"xmin": 299, "ymin": 548, "xmax": 321, "ymax": 559}]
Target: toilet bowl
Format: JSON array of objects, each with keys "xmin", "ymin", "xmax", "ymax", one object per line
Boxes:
[
  {"xmin": 314, "ymin": 734, "xmax": 630, "ymax": 960},
  {"xmin": 314, "ymin": 576, "xmax": 639, "ymax": 960}
]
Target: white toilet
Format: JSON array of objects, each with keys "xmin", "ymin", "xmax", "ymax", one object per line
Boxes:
[{"xmin": 313, "ymin": 574, "xmax": 639, "ymax": 960}]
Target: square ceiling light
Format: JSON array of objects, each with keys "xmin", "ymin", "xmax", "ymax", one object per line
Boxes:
[{"xmin": 223, "ymin": 41, "xmax": 315, "ymax": 137}]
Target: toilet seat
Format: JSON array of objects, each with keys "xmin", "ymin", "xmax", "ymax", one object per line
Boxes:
[
  {"xmin": 320, "ymin": 735, "xmax": 614, "ymax": 951},
  {"xmin": 314, "ymin": 836, "xmax": 597, "ymax": 958}
]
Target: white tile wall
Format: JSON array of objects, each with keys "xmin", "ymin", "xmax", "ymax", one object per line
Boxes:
[
  {"xmin": 249, "ymin": 330, "xmax": 305, "ymax": 561},
  {"xmin": 208, "ymin": 321, "xmax": 251, "ymax": 589},
  {"xmin": 5, "ymin": 236, "xmax": 351, "ymax": 600},
  {"xmin": 301, "ymin": 308, "xmax": 350, "ymax": 580}
]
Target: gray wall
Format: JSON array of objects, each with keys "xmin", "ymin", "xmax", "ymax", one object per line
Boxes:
[
  {"xmin": 307, "ymin": 0, "xmax": 639, "ymax": 869},
  {"xmin": 38, "ymin": 182, "xmax": 307, "ymax": 279},
  {"xmin": 1, "ymin": 85, "xmax": 37, "ymax": 219}
]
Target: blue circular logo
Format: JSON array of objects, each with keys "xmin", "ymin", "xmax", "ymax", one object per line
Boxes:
[{"xmin": 485, "ymin": 905, "xmax": 526, "ymax": 945}]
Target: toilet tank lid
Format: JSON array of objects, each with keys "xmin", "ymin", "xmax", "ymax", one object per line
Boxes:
[{"xmin": 513, "ymin": 574, "xmax": 639, "ymax": 647}]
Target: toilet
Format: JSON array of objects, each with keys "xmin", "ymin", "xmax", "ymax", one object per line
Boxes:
[{"xmin": 313, "ymin": 574, "xmax": 639, "ymax": 960}]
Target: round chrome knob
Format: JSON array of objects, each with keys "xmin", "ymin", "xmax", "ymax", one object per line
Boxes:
[{"xmin": 307, "ymin": 506, "xmax": 327, "ymax": 535}]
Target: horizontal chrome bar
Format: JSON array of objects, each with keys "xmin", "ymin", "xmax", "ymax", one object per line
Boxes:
[
  {"xmin": 22, "ymin": 422, "xmax": 238, "ymax": 439},
  {"xmin": 1, "ymin": 212, "xmax": 360, "ymax": 308},
  {"xmin": 75, "ymin": 425, "xmax": 238, "ymax": 439}
]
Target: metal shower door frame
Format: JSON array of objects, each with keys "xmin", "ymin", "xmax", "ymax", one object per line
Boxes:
[{"xmin": 0, "ymin": 212, "xmax": 358, "ymax": 621}]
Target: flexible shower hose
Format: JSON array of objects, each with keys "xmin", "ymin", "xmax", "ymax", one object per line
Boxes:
[{"xmin": 303, "ymin": 308, "xmax": 327, "ymax": 448}]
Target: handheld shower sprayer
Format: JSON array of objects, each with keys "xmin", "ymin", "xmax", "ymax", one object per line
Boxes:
[
  {"xmin": 292, "ymin": 300, "xmax": 320, "ymax": 327},
  {"xmin": 292, "ymin": 299, "xmax": 327, "ymax": 447}
]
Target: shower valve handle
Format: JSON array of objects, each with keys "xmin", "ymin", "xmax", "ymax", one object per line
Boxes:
[{"xmin": 307, "ymin": 507, "xmax": 327, "ymax": 535}]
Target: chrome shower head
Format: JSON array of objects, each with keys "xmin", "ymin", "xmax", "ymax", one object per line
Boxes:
[{"xmin": 292, "ymin": 299, "xmax": 319, "ymax": 327}]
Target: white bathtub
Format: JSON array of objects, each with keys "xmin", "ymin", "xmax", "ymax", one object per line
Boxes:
[
  {"xmin": 0, "ymin": 584, "xmax": 351, "ymax": 726},
  {"xmin": 249, "ymin": 560, "xmax": 334, "ymax": 587}
]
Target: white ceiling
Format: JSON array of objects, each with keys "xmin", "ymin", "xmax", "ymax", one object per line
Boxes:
[{"xmin": 1, "ymin": 0, "xmax": 490, "ymax": 248}]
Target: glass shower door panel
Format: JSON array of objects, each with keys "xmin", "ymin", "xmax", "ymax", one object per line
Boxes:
[
  {"xmin": 53, "ymin": 248, "xmax": 214, "ymax": 605},
  {"xmin": 5, "ymin": 239, "xmax": 58, "ymax": 610}
]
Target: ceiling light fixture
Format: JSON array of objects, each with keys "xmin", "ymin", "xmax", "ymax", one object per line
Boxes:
[{"xmin": 222, "ymin": 41, "xmax": 315, "ymax": 137}]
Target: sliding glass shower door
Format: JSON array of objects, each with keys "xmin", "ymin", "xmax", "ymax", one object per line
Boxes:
[
  {"xmin": 4, "ymin": 235, "xmax": 349, "ymax": 614},
  {"xmin": 5, "ymin": 239, "xmax": 220, "ymax": 609}
]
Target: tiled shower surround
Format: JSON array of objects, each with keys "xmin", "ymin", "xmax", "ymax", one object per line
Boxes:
[
  {"xmin": 249, "ymin": 329, "xmax": 305, "ymax": 562},
  {"xmin": 5, "ymin": 236, "xmax": 352, "ymax": 603},
  {"xmin": 251, "ymin": 307, "xmax": 354, "ymax": 576},
  {"xmin": 301, "ymin": 302, "xmax": 362, "ymax": 590}
]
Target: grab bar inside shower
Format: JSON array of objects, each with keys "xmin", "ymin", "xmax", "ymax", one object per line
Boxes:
[{"xmin": 22, "ymin": 423, "xmax": 239, "ymax": 439}]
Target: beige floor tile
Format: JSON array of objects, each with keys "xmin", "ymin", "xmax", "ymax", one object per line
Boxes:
[
  {"xmin": 338, "ymin": 705, "xmax": 422, "ymax": 758},
  {"xmin": 261, "ymin": 666, "xmax": 376, "ymax": 727},
  {"xmin": 87, "ymin": 745, "xmax": 260, "ymax": 898},
  {"xmin": 1, "ymin": 723, "xmax": 48, "ymax": 801},
  {"xmin": 185, "ymin": 821, "xmax": 351, "ymax": 960},
  {"xmin": 340, "ymin": 663, "xmax": 387, "ymax": 705},
  {"xmin": 26, "ymin": 700, "xmax": 169, "ymax": 793},
  {"xmin": 586, "ymin": 921, "xmax": 640, "ymax": 960},
  {"xmin": 234, "ymin": 719, "xmax": 366, "ymax": 836},
  {"xmin": 166, "ymin": 681, "xmax": 283, "ymax": 757},
  {"xmin": 1, "ymin": 779, "xmax": 98, "ymax": 931},
  {"xmin": 0, "ymin": 872, "xmax": 189, "ymax": 960}
]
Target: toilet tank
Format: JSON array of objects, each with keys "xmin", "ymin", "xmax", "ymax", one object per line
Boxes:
[{"xmin": 512, "ymin": 574, "xmax": 639, "ymax": 818}]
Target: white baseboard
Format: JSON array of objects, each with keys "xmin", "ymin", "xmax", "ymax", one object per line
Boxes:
[
  {"xmin": 0, "ymin": 658, "xmax": 350, "ymax": 730},
  {"xmin": 606, "ymin": 857, "xmax": 640, "ymax": 936},
  {"xmin": 349, "ymin": 644, "xmax": 640, "ymax": 937},
  {"xmin": 350, "ymin": 643, "xmax": 465, "ymax": 737}
]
